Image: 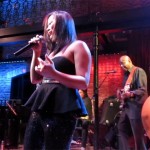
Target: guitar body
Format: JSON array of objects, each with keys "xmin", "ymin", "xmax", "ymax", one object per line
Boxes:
[{"xmin": 117, "ymin": 84, "xmax": 130, "ymax": 109}]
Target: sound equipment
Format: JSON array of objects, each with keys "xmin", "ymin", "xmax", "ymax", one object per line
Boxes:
[
  {"xmin": 4, "ymin": 118, "xmax": 19, "ymax": 148},
  {"xmin": 10, "ymin": 72, "xmax": 36, "ymax": 105},
  {"xmin": 99, "ymin": 96, "xmax": 120, "ymax": 149},
  {"xmin": 0, "ymin": 103, "xmax": 30, "ymax": 148},
  {"xmin": 100, "ymin": 96, "xmax": 121, "ymax": 126},
  {"xmin": 0, "ymin": 106, "xmax": 19, "ymax": 148}
]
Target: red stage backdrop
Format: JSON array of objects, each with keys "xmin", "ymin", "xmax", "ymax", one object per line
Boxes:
[{"xmin": 88, "ymin": 54, "xmax": 123, "ymax": 107}]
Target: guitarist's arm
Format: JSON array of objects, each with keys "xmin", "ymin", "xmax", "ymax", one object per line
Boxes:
[{"xmin": 130, "ymin": 68, "xmax": 148, "ymax": 103}]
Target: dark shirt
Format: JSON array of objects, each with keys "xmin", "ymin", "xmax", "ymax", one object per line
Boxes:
[
  {"xmin": 123, "ymin": 66, "xmax": 148, "ymax": 119},
  {"xmin": 82, "ymin": 96, "xmax": 92, "ymax": 120}
]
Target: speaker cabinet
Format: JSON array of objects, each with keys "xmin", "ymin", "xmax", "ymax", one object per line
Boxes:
[
  {"xmin": 100, "ymin": 96, "xmax": 120, "ymax": 126},
  {"xmin": 10, "ymin": 72, "xmax": 36, "ymax": 105}
]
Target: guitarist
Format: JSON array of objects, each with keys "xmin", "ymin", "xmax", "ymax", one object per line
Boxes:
[{"xmin": 117, "ymin": 55, "xmax": 148, "ymax": 150}]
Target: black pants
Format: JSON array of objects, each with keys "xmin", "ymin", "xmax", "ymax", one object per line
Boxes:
[
  {"xmin": 117, "ymin": 112, "xmax": 147, "ymax": 150},
  {"xmin": 73, "ymin": 119, "xmax": 90, "ymax": 148},
  {"xmin": 24, "ymin": 112, "xmax": 77, "ymax": 150},
  {"xmin": 81, "ymin": 119, "xmax": 90, "ymax": 148}
]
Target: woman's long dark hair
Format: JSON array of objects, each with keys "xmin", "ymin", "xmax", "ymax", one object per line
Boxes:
[
  {"xmin": 80, "ymin": 89, "xmax": 88, "ymax": 98},
  {"xmin": 43, "ymin": 11, "xmax": 77, "ymax": 55}
]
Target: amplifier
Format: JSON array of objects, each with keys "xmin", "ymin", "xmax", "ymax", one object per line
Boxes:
[{"xmin": 100, "ymin": 96, "xmax": 120, "ymax": 126}]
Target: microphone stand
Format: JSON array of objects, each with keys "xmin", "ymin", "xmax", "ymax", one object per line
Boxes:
[
  {"xmin": 91, "ymin": 72, "xmax": 113, "ymax": 100},
  {"xmin": 93, "ymin": 20, "xmax": 99, "ymax": 150},
  {"xmin": 6, "ymin": 101, "xmax": 17, "ymax": 116},
  {"xmin": 98, "ymin": 73, "xmax": 110, "ymax": 89},
  {"xmin": 92, "ymin": 13, "xmax": 112, "ymax": 149}
]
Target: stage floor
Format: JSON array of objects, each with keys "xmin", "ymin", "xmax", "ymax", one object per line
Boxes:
[{"xmin": 1, "ymin": 144, "xmax": 119, "ymax": 150}]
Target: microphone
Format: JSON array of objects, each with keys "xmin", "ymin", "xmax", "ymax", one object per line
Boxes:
[
  {"xmin": 6, "ymin": 101, "xmax": 17, "ymax": 116},
  {"xmin": 14, "ymin": 35, "xmax": 44, "ymax": 56},
  {"xmin": 104, "ymin": 70, "xmax": 117, "ymax": 74}
]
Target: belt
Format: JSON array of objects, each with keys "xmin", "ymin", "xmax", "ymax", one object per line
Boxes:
[{"xmin": 42, "ymin": 79, "xmax": 60, "ymax": 84}]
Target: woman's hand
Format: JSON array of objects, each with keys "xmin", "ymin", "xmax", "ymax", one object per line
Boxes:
[
  {"xmin": 35, "ymin": 54, "xmax": 56, "ymax": 78},
  {"xmin": 29, "ymin": 34, "xmax": 43, "ymax": 54}
]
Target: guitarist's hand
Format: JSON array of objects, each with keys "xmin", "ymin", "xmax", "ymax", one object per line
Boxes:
[
  {"xmin": 121, "ymin": 91, "xmax": 131, "ymax": 100},
  {"xmin": 116, "ymin": 89, "xmax": 122, "ymax": 100}
]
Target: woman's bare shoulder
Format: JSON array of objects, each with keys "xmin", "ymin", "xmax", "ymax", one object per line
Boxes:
[
  {"xmin": 63, "ymin": 40, "xmax": 91, "ymax": 60},
  {"xmin": 72, "ymin": 40, "xmax": 87, "ymax": 46},
  {"xmin": 69, "ymin": 40, "xmax": 90, "ymax": 52}
]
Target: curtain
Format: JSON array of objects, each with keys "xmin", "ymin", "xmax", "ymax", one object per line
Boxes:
[{"xmin": 127, "ymin": 28, "xmax": 150, "ymax": 94}]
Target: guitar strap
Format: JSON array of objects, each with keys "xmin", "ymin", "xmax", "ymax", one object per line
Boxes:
[{"xmin": 125, "ymin": 66, "xmax": 137, "ymax": 86}]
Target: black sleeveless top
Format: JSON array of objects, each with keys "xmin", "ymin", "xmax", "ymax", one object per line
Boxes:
[{"xmin": 24, "ymin": 56, "xmax": 88, "ymax": 117}]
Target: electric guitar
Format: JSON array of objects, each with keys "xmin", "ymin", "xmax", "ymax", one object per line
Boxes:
[{"xmin": 117, "ymin": 84, "xmax": 130, "ymax": 109}]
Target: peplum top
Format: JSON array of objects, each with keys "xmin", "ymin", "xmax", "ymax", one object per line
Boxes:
[{"xmin": 24, "ymin": 56, "xmax": 88, "ymax": 117}]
